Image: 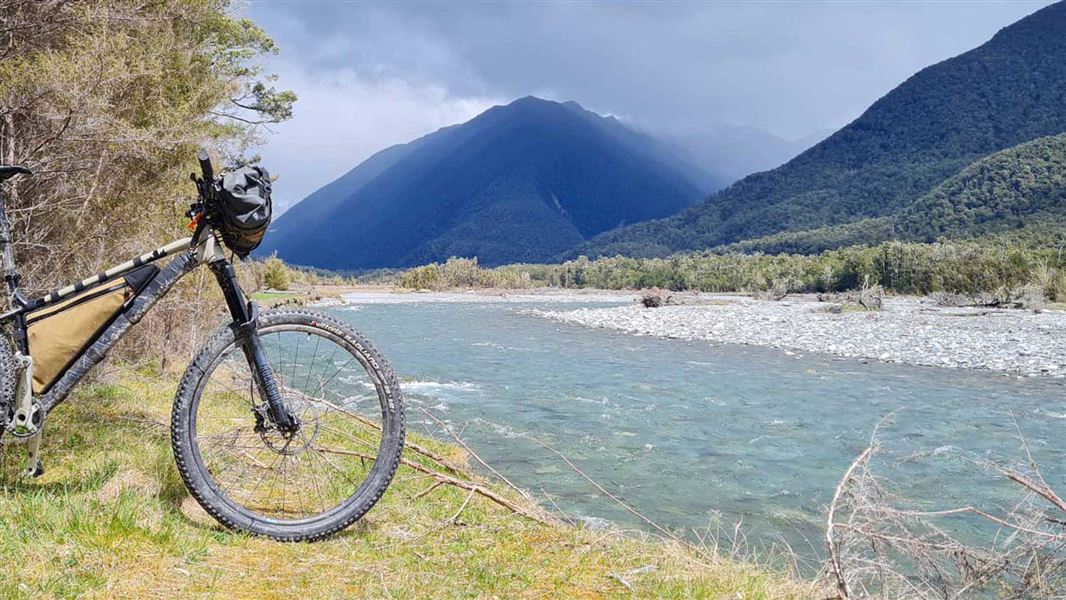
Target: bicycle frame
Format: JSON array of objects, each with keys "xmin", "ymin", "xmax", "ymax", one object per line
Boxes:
[
  {"xmin": 15, "ymin": 237, "xmax": 199, "ymax": 413},
  {"xmin": 0, "ymin": 190, "xmax": 292, "ymax": 476}
]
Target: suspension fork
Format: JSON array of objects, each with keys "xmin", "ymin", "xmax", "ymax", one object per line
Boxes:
[{"xmin": 208, "ymin": 259, "xmax": 297, "ymax": 433}]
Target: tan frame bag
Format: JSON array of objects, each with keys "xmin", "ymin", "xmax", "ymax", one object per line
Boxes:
[{"xmin": 25, "ymin": 265, "xmax": 158, "ymax": 394}]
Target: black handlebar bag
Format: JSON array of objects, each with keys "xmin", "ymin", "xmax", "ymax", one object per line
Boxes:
[{"xmin": 218, "ymin": 166, "xmax": 272, "ymax": 258}]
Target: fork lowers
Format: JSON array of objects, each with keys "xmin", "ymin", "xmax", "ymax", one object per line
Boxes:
[{"xmin": 208, "ymin": 259, "xmax": 297, "ymax": 433}]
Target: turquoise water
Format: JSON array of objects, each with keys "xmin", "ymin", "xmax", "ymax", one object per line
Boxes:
[{"xmin": 325, "ymin": 299, "xmax": 1065, "ymax": 560}]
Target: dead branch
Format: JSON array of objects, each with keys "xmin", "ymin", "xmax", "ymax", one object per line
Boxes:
[
  {"xmin": 288, "ymin": 390, "xmax": 468, "ymax": 476},
  {"xmin": 316, "ymin": 446, "xmax": 555, "ymax": 526},
  {"xmin": 826, "ymin": 446, "xmax": 873, "ymax": 599},
  {"xmin": 449, "ymin": 488, "xmax": 476, "ymax": 523},
  {"xmin": 525, "ymin": 435, "xmax": 689, "ymax": 548},
  {"xmin": 824, "ymin": 428, "xmax": 1066, "ymax": 599},
  {"xmin": 417, "ymin": 406, "xmax": 534, "ymax": 503}
]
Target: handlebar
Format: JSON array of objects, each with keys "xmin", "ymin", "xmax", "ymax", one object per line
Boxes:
[{"xmin": 197, "ymin": 149, "xmax": 215, "ymax": 182}]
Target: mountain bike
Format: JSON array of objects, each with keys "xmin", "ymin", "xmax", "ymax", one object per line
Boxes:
[{"xmin": 0, "ymin": 152, "xmax": 405, "ymax": 541}]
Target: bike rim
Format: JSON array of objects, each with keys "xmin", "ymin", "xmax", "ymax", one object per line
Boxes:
[{"xmin": 188, "ymin": 323, "xmax": 394, "ymax": 525}]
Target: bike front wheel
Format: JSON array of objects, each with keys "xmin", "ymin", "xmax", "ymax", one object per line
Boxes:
[{"xmin": 171, "ymin": 309, "xmax": 405, "ymax": 541}]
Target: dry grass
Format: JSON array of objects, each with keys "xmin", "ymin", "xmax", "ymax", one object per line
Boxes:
[{"xmin": 0, "ymin": 372, "xmax": 817, "ymax": 599}]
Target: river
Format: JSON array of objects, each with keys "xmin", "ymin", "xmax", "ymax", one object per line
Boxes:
[{"xmin": 324, "ymin": 293, "xmax": 1066, "ymax": 561}]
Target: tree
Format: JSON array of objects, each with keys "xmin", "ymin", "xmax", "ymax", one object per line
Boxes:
[
  {"xmin": 0, "ymin": 0, "xmax": 295, "ymax": 360},
  {"xmin": 0, "ymin": 0, "xmax": 295, "ymax": 292}
]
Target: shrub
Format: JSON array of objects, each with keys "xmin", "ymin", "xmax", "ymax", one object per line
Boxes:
[
  {"xmin": 640, "ymin": 288, "xmax": 671, "ymax": 308},
  {"xmin": 262, "ymin": 256, "xmax": 290, "ymax": 291},
  {"xmin": 400, "ymin": 263, "xmax": 443, "ymax": 290}
]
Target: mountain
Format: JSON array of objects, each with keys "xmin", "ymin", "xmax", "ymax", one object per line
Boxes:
[
  {"xmin": 258, "ymin": 97, "xmax": 720, "ymax": 269},
  {"xmin": 897, "ymin": 132, "xmax": 1066, "ymax": 242},
  {"xmin": 578, "ymin": 1, "xmax": 1066, "ymax": 259},
  {"xmin": 715, "ymin": 132, "xmax": 1066, "ymax": 254}
]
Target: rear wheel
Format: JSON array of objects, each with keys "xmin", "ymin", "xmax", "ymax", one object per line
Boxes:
[
  {"xmin": 171, "ymin": 309, "xmax": 405, "ymax": 541},
  {"xmin": 0, "ymin": 338, "xmax": 18, "ymax": 443}
]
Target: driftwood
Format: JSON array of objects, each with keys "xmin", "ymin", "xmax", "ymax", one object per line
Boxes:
[
  {"xmin": 640, "ymin": 288, "xmax": 672, "ymax": 308},
  {"xmin": 317, "ymin": 446, "xmax": 553, "ymax": 526},
  {"xmin": 824, "ymin": 417, "xmax": 1066, "ymax": 599},
  {"xmin": 930, "ymin": 286, "xmax": 1046, "ymax": 311}
]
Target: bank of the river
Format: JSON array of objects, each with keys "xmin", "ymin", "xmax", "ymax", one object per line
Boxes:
[
  {"xmin": 533, "ymin": 293, "xmax": 1066, "ymax": 377},
  {"xmin": 257, "ymin": 284, "xmax": 639, "ymax": 308},
  {"xmin": 0, "ymin": 373, "xmax": 817, "ymax": 599}
]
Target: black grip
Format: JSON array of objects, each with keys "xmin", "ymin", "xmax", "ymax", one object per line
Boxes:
[{"xmin": 197, "ymin": 149, "xmax": 214, "ymax": 182}]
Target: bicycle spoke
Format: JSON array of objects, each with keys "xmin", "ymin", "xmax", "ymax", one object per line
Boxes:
[
  {"xmin": 190, "ymin": 324, "xmax": 390, "ymax": 522},
  {"xmin": 301, "ymin": 335, "xmax": 322, "ymax": 399}
]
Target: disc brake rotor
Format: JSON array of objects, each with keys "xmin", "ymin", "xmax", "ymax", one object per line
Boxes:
[{"xmin": 257, "ymin": 395, "xmax": 323, "ymax": 456}]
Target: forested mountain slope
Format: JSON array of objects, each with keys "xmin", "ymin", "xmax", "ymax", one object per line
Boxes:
[
  {"xmin": 722, "ymin": 132, "xmax": 1066, "ymax": 254},
  {"xmin": 578, "ymin": 1, "xmax": 1066, "ymax": 258},
  {"xmin": 897, "ymin": 132, "xmax": 1066, "ymax": 241},
  {"xmin": 259, "ymin": 97, "xmax": 718, "ymax": 269}
]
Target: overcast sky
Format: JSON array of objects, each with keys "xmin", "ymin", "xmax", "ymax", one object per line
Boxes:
[{"xmin": 245, "ymin": 1, "xmax": 1054, "ymax": 211}]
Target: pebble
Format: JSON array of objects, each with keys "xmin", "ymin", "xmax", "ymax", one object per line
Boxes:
[{"xmin": 532, "ymin": 295, "xmax": 1066, "ymax": 378}]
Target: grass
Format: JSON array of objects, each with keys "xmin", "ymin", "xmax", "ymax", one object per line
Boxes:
[
  {"xmin": 250, "ymin": 290, "xmax": 302, "ymax": 303},
  {"xmin": 0, "ymin": 372, "xmax": 819, "ymax": 599}
]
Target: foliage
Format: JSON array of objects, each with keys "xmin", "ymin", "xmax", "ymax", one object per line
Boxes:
[
  {"xmin": 577, "ymin": 2, "xmax": 1066, "ymax": 259},
  {"xmin": 730, "ymin": 132, "xmax": 1066, "ymax": 255},
  {"xmin": 400, "ymin": 240, "xmax": 1066, "ymax": 298},
  {"xmin": 896, "ymin": 132, "xmax": 1066, "ymax": 241},
  {"xmin": 261, "ymin": 255, "xmax": 290, "ymax": 290},
  {"xmin": 400, "ymin": 257, "xmax": 535, "ymax": 290},
  {"xmin": 399, "ymin": 262, "xmax": 443, "ymax": 290},
  {"xmin": 719, "ymin": 217, "xmax": 897, "ymax": 256},
  {"xmin": 0, "ymin": 0, "xmax": 294, "ymax": 361}
]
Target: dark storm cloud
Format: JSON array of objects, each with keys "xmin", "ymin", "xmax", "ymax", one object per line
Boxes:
[{"xmin": 247, "ymin": 0, "xmax": 1054, "ymax": 208}]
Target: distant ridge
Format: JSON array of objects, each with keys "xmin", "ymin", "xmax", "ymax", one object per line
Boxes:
[{"xmin": 258, "ymin": 97, "xmax": 720, "ymax": 269}]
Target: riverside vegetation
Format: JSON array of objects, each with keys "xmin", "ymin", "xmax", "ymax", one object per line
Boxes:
[{"xmin": 397, "ymin": 240, "xmax": 1066, "ymax": 306}]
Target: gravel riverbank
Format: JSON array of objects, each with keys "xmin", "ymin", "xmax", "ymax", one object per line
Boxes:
[
  {"xmin": 341, "ymin": 288, "xmax": 637, "ymax": 304},
  {"xmin": 532, "ymin": 295, "xmax": 1066, "ymax": 377}
]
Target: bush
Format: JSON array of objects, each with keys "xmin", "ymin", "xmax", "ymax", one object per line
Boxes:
[
  {"xmin": 394, "ymin": 239, "xmax": 1066, "ymax": 299},
  {"xmin": 640, "ymin": 288, "xmax": 671, "ymax": 308},
  {"xmin": 0, "ymin": 1, "xmax": 294, "ymax": 367},
  {"xmin": 262, "ymin": 256, "xmax": 290, "ymax": 291},
  {"xmin": 400, "ymin": 263, "xmax": 443, "ymax": 290}
]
